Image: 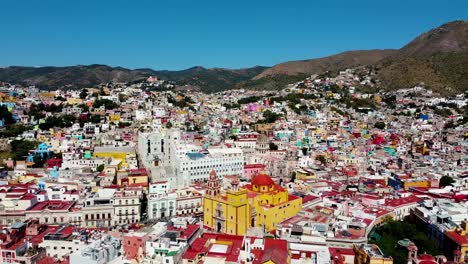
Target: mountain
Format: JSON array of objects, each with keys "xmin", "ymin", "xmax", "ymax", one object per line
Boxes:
[
  {"xmin": 153, "ymin": 66, "xmax": 268, "ymax": 93},
  {"xmin": 0, "ymin": 64, "xmax": 267, "ymax": 92},
  {"xmin": 0, "ymin": 65, "xmax": 154, "ymax": 89},
  {"xmin": 253, "ymin": 49, "xmax": 397, "ymax": 79},
  {"xmin": 376, "ymin": 20, "xmax": 468, "ymax": 95},
  {"xmin": 1, "ymin": 20, "xmax": 466, "ymax": 94}
]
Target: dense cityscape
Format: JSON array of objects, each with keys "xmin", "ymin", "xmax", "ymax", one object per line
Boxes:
[
  {"xmin": 0, "ymin": 65, "xmax": 466, "ymax": 264},
  {"xmin": 0, "ymin": 1, "xmax": 467, "ymax": 263}
]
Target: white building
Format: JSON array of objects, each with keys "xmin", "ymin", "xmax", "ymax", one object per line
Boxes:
[
  {"xmin": 69, "ymin": 235, "xmax": 121, "ymax": 264},
  {"xmin": 112, "ymin": 187, "xmax": 142, "ymax": 225},
  {"xmin": 139, "ymin": 128, "xmax": 244, "ymax": 188},
  {"xmin": 40, "ymin": 226, "xmax": 87, "ymax": 260},
  {"xmin": 62, "ymin": 152, "xmax": 107, "ymax": 171}
]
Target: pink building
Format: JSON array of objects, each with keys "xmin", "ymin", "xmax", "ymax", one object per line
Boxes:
[
  {"xmin": 243, "ymin": 164, "xmax": 266, "ymax": 180},
  {"xmin": 122, "ymin": 232, "xmax": 148, "ymax": 261}
]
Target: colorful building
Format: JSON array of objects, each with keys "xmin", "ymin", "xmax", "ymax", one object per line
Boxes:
[
  {"xmin": 117, "ymin": 168, "xmax": 149, "ymax": 190},
  {"xmin": 108, "ymin": 114, "xmax": 121, "ymax": 123},
  {"xmin": 353, "ymin": 244, "xmax": 393, "ymax": 264},
  {"xmin": 203, "ymin": 171, "xmax": 250, "ymax": 235},
  {"xmin": 444, "ymin": 221, "xmax": 468, "ymax": 262},
  {"xmin": 387, "ymin": 175, "xmax": 431, "ymax": 191},
  {"xmin": 203, "ymin": 170, "xmax": 302, "ymax": 235}
]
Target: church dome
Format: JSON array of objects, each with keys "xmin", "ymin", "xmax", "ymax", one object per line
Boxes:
[{"xmin": 251, "ymin": 172, "xmax": 276, "ymax": 193}]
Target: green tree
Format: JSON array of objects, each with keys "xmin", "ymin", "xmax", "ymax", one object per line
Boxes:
[
  {"xmin": 32, "ymin": 155, "xmax": 46, "ymax": 168},
  {"xmin": 166, "ymin": 121, "xmax": 173, "ymax": 128},
  {"xmin": 269, "ymin": 142, "xmax": 278, "ymax": 151},
  {"xmin": 375, "ymin": 121, "xmax": 386, "ymax": 130},
  {"xmin": 93, "ymin": 99, "xmax": 118, "ymax": 110},
  {"xmin": 316, "ymin": 155, "xmax": 327, "ymax": 166},
  {"xmin": 119, "ymin": 93, "xmax": 127, "ymax": 103},
  {"xmin": 369, "ymin": 219, "xmax": 439, "ymax": 264},
  {"xmin": 439, "ymin": 176, "xmax": 455, "ymax": 187},
  {"xmin": 79, "ymin": 89, "xmax": 88, "ymax": 99},
  {"xmin": 260, "ymin": 110, "xmax": 282, "ymax": 124},
  {"xmin": 96, "ymin": 164, "xmax": 105, "ymax": 172},
  {"xmin": 90, "ymin": 115, "xmax": 101, "ymax": 124},
  {"xmin": 55, "ymin": 96, "xmax": 67, "ymax": 101},
  {"xmin": 0, "ymin": 124, "xmax": 29, "ymax": 138},
  {"xmin": 10, "ymin": 140, "xmax": 37, "ymax": 159},
  {"xmin": 0, "ymin": 106, "xmax": 15, "ymax": 125}
]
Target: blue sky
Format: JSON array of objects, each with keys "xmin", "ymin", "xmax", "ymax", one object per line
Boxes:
[{"xmin": 1, "ymin": 0, "xmax": 467, "ymax": 70}]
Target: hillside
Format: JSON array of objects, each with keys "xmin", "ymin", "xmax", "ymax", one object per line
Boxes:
[
  {"xmin": 1, "ymin": 20, "xmax": 466, "ymax": 94},
  {"xmin": 376, "ymin": 20, "xmax": 468, "ymax": 95},
  {"xmin": 154, "ymin": 66, "xmax": 268, "ymax": 93},
  {"xmin": 254, "ymin": 49, "xmax": 397, "ymax": 79},
  {"xmin": 0, "ymin": 65, "xmax": 153, "ymax": 89},
  {"xmin": 0, "ymin": 65, "xmax": 267, "ymax": 92}
]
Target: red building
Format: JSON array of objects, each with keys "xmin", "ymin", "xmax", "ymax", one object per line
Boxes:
[
  {"xmin": 122, "ymin": 232, "xmax": 148, "ymax": 261},
  {"xmin": 45, "ymin": 158, "xmax": 62, "ymax": 169}
]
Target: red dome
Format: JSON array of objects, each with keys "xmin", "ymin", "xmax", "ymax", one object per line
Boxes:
[
  {"xmin": 417, "ymin": 254, "xmax": 436, "ymax": 261},
  {"xmin": 252, "ymin": 173, "xmax": 275, "ymax": 186}
]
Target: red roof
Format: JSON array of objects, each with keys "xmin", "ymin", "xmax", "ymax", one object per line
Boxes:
[
  {"xmin": 251, "ymin": 173, "xmax": 275, "ymax": 186},
  {"xmin": 244, "ymin": 164, "xmax": 266, "ymax": 169},
  {"xmin": 27, "ymin": 201, "xmax": 75, "ymax": 212},
  {"xmin": 329, "ymin": 247, "xmax": 355, "ymax": 257},
  {"xmin": 384, "ymin": 195, "xmax": 421, "ymax": 208},
  {"xmin": 445, "ymin": 230, "xmax": 468, "ymax": 246},
  {"xmin": 254, "ymin": 239, "xmax": 288, "ymax": 264}
]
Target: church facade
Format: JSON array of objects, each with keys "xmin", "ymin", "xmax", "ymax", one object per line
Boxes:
[{"xmin": 203, "ymin": 170, "xmax": 302, "ymax": 235}]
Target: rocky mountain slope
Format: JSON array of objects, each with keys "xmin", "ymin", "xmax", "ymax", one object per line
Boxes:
[
  {"xmin": 254, "ymin": 49, "xmax": 397, "ymax": 79},
  {"xmin": 375, "ymin": 20, "xmax": 468, "ymax": 95}
]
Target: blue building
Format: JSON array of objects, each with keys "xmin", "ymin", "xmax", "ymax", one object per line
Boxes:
[{"xmin": 26, "ymin": 142, "xmax": 52, "ymax": 162}]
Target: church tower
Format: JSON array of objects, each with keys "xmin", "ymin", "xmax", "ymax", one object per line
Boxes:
[{"xmin": 206, "ymin": 170, "xmax": 220, "ymax": 196}]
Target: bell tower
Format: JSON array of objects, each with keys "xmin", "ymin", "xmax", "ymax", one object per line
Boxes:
[{"xmin": 207, "ymin": 170, "xmax": 220, "ymax": 196}]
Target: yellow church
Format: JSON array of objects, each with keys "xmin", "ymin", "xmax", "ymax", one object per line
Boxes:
[{"xmin": 203, "ymin": 170, "xmax": 302, "ymax": 235}]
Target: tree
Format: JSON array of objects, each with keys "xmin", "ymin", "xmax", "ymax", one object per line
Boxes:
[
  {"xmin": 32, "ymin": 155, "xmax": 46, "ymax": 168},
  {"xmin": 0, "ymin": 124, "xmax": 29, "ymax": 138},
  {"xmin": 90, "ymin": 115, "xmax": 101, "ymax": 124},
  {"xmin": 369, "ymin": 219, "xmax": 439, "ymax": 264},
  {"xmin": 375, "ymin": 121, "xmax": 386, "ymax": 130},
  {"xmin": 78, "ymin": 103, "xmax": 89, "ymax": 112},
  {"xmin": 444, "ymin": 120, "xmax": 456, "ymax": 129},
  {"xmin": 93, "ymin": 99, "xmax": 118, "ymax": 110},
  {"xmin": 269, "ymin": 142, "xmax": 278, "ymax": 151},
  {"xmin": 119, "ymin": 93, "xmax": 127, "ymax": 103},
  {"xmin": 79, "ymin": 89, "xmax": 88, "ymax": 99},
  {"xmin": 316, "ymin": 155, "xmax": 327, "ymax": 166},
  {"xmin": 439, "ymin": 176, "xmax": 455, "ymax": 188},
  {"xmin": 0, "ymin": 106, "xmax": 15, "ymax": 125},
  {"xmin": 10, "ymin": 140, "xmax": 37, "ymax": 159},
  {"xmin": 301, "ymin": 147, "xmax": 308, "ymax": 156},
  {"xmin": 55, "ymin": 96, "xmax": 67, "ymax": 101},
  {"xmin": 166, "ymin": 121, "xmax": 173, "ymax": 128},
  {"xmin": 96, "ymin": 164, "xmax": 105, "ymax": 172},
  {"xmin": 260, "ymin": 110, "xmax": 282, "ymax": 124}
]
